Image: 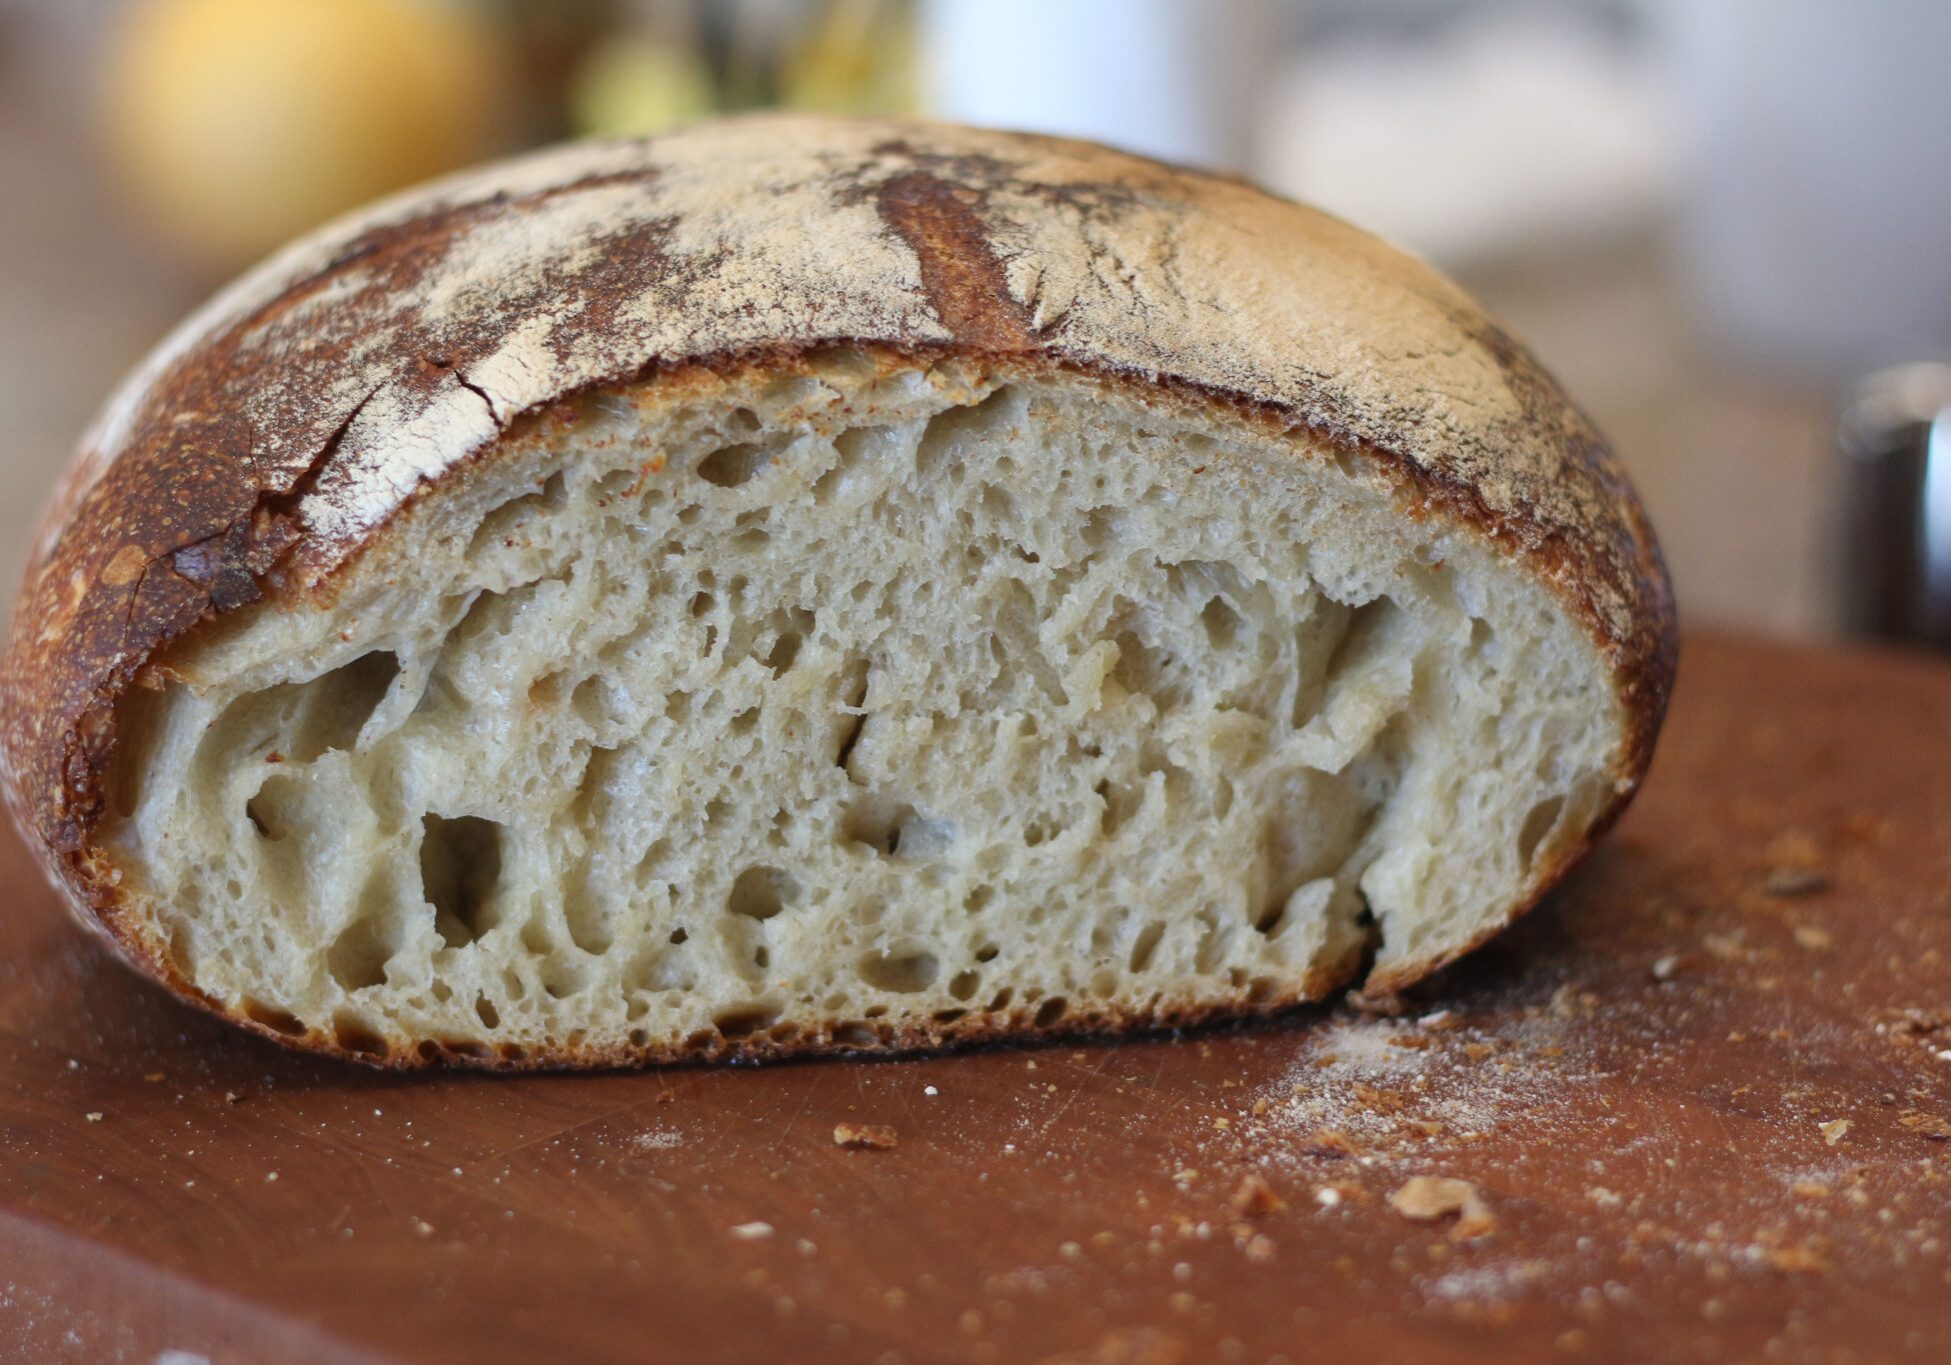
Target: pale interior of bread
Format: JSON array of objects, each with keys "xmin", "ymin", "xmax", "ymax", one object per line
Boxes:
[{"xmin": 100, "ymin": 352, "xmax": 1620, "ymax": 1060}]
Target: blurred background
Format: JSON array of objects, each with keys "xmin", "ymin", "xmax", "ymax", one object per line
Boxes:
[{"xmin": 3, "ymin": 0, "xmax": 1950, "ymax": 648}]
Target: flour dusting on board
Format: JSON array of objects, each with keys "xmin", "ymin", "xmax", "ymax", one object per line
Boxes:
[{"xmin": 1238, "ymin": 992, "xmax": 1595, "ymax": 1169}]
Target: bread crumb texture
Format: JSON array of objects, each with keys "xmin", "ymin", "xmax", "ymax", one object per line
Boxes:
[{"xmin": 98, "ymin": 355, "xmax": 1617, "ymax": 1062}]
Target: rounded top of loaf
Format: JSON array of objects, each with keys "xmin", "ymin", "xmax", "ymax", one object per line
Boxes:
[{"xmin": 3, "ymin": 113, "xmax": 1673, "ymax": 862}]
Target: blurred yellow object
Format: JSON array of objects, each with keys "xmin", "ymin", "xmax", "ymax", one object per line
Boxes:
[
  {"xmin": 104, "ymin": 0, "xmax": 511, "ymax": 269},
  {"xmin": 567, "ymin": 36, "xmax": 715, "ymax": 140},
  {"xmin": 781, "ymin": 0, "xmax": 917, "ymax": 116}
]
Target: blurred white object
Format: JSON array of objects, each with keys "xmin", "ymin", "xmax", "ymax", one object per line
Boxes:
[
  {"xmin": 1660, "ymin": 0, "xmax": 1951, "ymax": 379},
  {"xmin": 920, "ymin": 0, "xmax": 1278, "ymax": 171},
  {"xmin": 1260, "ymin": 12, "xmax": 1673, "ymax": 266}
]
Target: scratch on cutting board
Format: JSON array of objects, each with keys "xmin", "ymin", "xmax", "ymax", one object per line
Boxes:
[{"xmin": 1029, "ymin": 1043, "xmax": 1122, "ymax": 1144}]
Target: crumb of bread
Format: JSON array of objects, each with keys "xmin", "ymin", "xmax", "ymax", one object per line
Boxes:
[
  {"xmin": 1389, "ymin": 1176, "xmax": 1496, "ymax": 1239},
  {"xmin": 1228, "ymin": 1172, "xmax": 1286, "ymax": 1218},
  {"xmin": 833, "ymin": 1123, "xmax": 899, "ymax": 1150}
]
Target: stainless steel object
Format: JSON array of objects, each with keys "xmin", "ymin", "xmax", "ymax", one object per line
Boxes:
[{"xmin": 1836, "ymin": 363, "xmax": 1951, "ymax": 649}]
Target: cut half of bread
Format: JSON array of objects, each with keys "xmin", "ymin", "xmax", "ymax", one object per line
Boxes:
[{"xmin": 0, "ymin": 116, "xmax": 1674, "ymax": 1068}]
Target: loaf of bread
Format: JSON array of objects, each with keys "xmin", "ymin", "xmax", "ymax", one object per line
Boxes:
[{"xmin": 0, "ymin": 116, "xmax": 1673, "ymax": 1068}]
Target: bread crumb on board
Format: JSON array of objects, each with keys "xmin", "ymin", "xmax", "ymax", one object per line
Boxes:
[
  {"xmin": 729, "ymin": 1222, "xmax": 775, "ymax": 1241},
  {"xmin": 1228, "ymin": 1172, "xmax": 1286, "ymax": 1218},
  {"xmin": 1389, "ymin": 1176, "xmax": 1496, "ymax": 1240},
  {"xmin": 833, "ymin": 1123, "xmax": 899, "ymax": 1151},
  {"xmin": 1899, "ymin": 1111, "xmax": 1951, "ymax": 1140},
  {"xmin": 1821, "ymin": 1119, "xmax": 1851, "ymax": 1145}
]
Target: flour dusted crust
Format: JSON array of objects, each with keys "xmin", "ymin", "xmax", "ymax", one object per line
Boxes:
[{"xmin": 0, "ymin": 115, "xmax": 1674, "ymax": 1064}]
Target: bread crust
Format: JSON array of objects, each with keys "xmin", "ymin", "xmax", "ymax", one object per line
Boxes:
[{"xmin": 0, "ymin": 115, "xmax": 1675, "ymax": 1066}]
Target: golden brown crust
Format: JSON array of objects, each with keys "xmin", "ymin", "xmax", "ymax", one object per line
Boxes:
[{"xmin": 0, "ymin": 114, "xmax": 1675, "ymax": 1068}]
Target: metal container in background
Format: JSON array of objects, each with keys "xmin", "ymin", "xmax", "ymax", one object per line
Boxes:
[{"xmin": 1835, "ymin": 364, "xmax": 1951, "ymax": 650}]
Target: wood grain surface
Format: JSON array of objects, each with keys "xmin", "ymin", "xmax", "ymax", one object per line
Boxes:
[{"xmin": 2, "ymin": 632, "xmax": 1947, "ymax": 1364}]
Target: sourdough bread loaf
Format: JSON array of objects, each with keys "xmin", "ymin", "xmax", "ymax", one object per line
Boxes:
[{"xmin": 0, "ymin": 115, "xmax": 1674, "ymax": 1068}]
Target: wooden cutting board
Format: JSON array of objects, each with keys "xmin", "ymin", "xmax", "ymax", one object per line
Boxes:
[{"xmin": 2, "ymin": 633, "xmax": 1948, "ymax": 1365}]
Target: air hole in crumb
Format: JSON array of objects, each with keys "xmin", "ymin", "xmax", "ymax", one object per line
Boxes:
[
  {"xmin": 1033, "ymin": 997, "xmax": 1069, "ymax": 1028},
  {"xmin": 696, "ymin": 442, "xmax": 772, "ymax": 488},
  {"xmin": 332, "ymin": 1014, "xmax": 388, "ymax": 1057},
  {"xmin": 421, "ymin": 814, "xmax": 504, "ymax": 947},
  {"xmin": 416, "ymin": 1040, "xmax": 441, "ymax": 1063},
  {"xmin": 498, "ymin": 1043, "xmax": 527, "ymax": 1062},
  {"xmin": 669, "ymin": 926, "xmax": 689, "ymax": 945},
  {"xmin": 831, "ymin": 1023, "xmax": 876, "ymax": 1047},
  {"xmin": 1194, "ymin": 913, "xmax": 1228, "ymax": 974},
  {"xmin": 842, "ymin": 796, "xmax": 915, "ymax": 856},
  {"xmin": 948, "ymin": 970, "xmax": 981, "ymax": 1001},
  {"xmin": 628, "ymin": 1028, "xmax": 649, "ymax": 1047},
  {"xmin": 689, "ymin": 590, "xmax": 716, "ymax": 617},
  {"xmin": 727, "ymin": 865, "xmax": 798, "ymax": 920},
  {"xmin": 975, "ymin": 943, "xmax": 1000, "ymax": 963},
  {"xmin": 287, "ymin": 650, "xmax": 401, "ymax": 762},
  {"xmin": 714, "ymin": 1005, "xmax": 781, "ymax": 1039},
  {"xmin": 1111, "ymin": 629, "xmax": 1189, "ymax": 712},
  {"xmin": 1253, "ymin": 892, "xmax": 1287, "ymax": 935},
  {"xmin": 327, "ymin": 912, "xmax": 396, "ymax": 992},
  {"xmin": 934, "ymin": 1008, "xmax": 967, "ymax": 1023},
  {"xmin": 1200, "ymin": 594, "xmax": 1242, "ymax": 648},
  {"xmin": 1246, "ymin": 976, "xmax": 1278, "ymax": 1005},
  {"xmin": 1128, "ymin": 921, "xmax": 1166, "ymax": 973},
  {"xmin": 762, "ymin": 608, "xmax": 815, "ymax": 675},
  {"xmin": 843, "ymin": 799, "xmax": 956, "ymax": 860},
  {"xmin": 1518, "ymin": 794, "xmax": 1566, "ymax": 867},
  {"xmin": 245, "ymin": 792, "xmax": 274, "ymax": 838},
  {"xmin": 963, "ymin": 886, "xmax": 994, "ymax": 914},
  {"xmin": 988, "ymin": 987, "xmax": 1014, "ymax": 1010},
  {"xmin": 858, "ymin": 949, "xmax": 939, "ymax": 993},
  {"xmin": 242, "ymin": 999, "xmax": 305, "ymax": 1036},
  {"xmin": 474, "ymin": 995, "xmax": 500, "ymax": 1030},
  {"xmin": 730, "ymin": 706, "xmax": 760, "ymax": 735}
]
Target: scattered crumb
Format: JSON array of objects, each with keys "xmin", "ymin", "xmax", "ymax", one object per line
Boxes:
[
  {"xmin": 1243, "ymin": 1234, "xmax": 1277, "ymax": 1263},
  {"xmin": 265, "ymin": 1172, "xmax": 279, "ymax": 1183},
  {"xmin": 1792, "ymin": 924, "xmax": 1833, "ymax": 951},
  {"xmin": 142, "ymin": 1073, "xmax": 165, "ymax": 1083},
  {"xmin": 631, "ymin": 1129, "xmax": 684, "ymax": 1152},
  {"xmin": 1899, "ymin": 1111, "xmax": 1951, "ymax": 1140},
  {"xmin": 1792, "ymin": 1181, "xmax": 1830, "ymax": 1199},
  {"xmin": 1651, "ymin": 955, "xmax": 1683, "ymax": 982},
  {"xmin": 1764, "ymin": 1244, "xmax": 1829, "ymax": 1273},
  {"xmin": 412, "ymin": 1219, "xmax": 435, "ymax": 1238},
  {"xmin": 1821, "ymin": 1119, "xmax": 1851, "ymax": 1146},
  {"xmin": 1314, "ymin": 1187, "xmax": 1342, "ymax": 1208},
  {"xmin": 1587, "ymin": 1186, "xmax": 1623, "ymax": 1209},
  {"xmin": 1389, "ymin": 1176, "xmax": 1495, "ymax": 1240},
  {"xmin": 923, "ymin": 1085, "xmax": 939, "ymax": 1097},
  {"xmin": 223, "ymin": 1091, "xmax": 242, "ymax": 1105},
  {"xmin": 1766, "ymin": 868, "xmax": 1831, "ymax": 898},
  {"xmin": 833, "ymin": 1123, "xmax": 899, "ymax": 1151},
  {"xmin": 729, "ymin": 1222, "xmax": 775, "ymax": 1241},
  {"xmin": 1173, "ymin": 1169, "xmax": 1200, "ymax": 1185},
  {"xmin": 84, "ymin": 1113, "xmax": 102, "ymax": 1123},
  {"xmin": 1228, "ymin": 1172, "xmax": 1286, "ymax": 1218},
  {"xmin": 1304, "ymin": 1130, "xmax": 1359, "ymax": 1158},
  {"xmin": 1348, "ymin": 989, "xmax": 1405, "ymax": 1016}
]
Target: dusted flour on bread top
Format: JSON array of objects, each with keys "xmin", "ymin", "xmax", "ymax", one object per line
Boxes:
[{"xmin": 0, "ymin": 116, "xmax": 1673, "ymax": 1068}]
